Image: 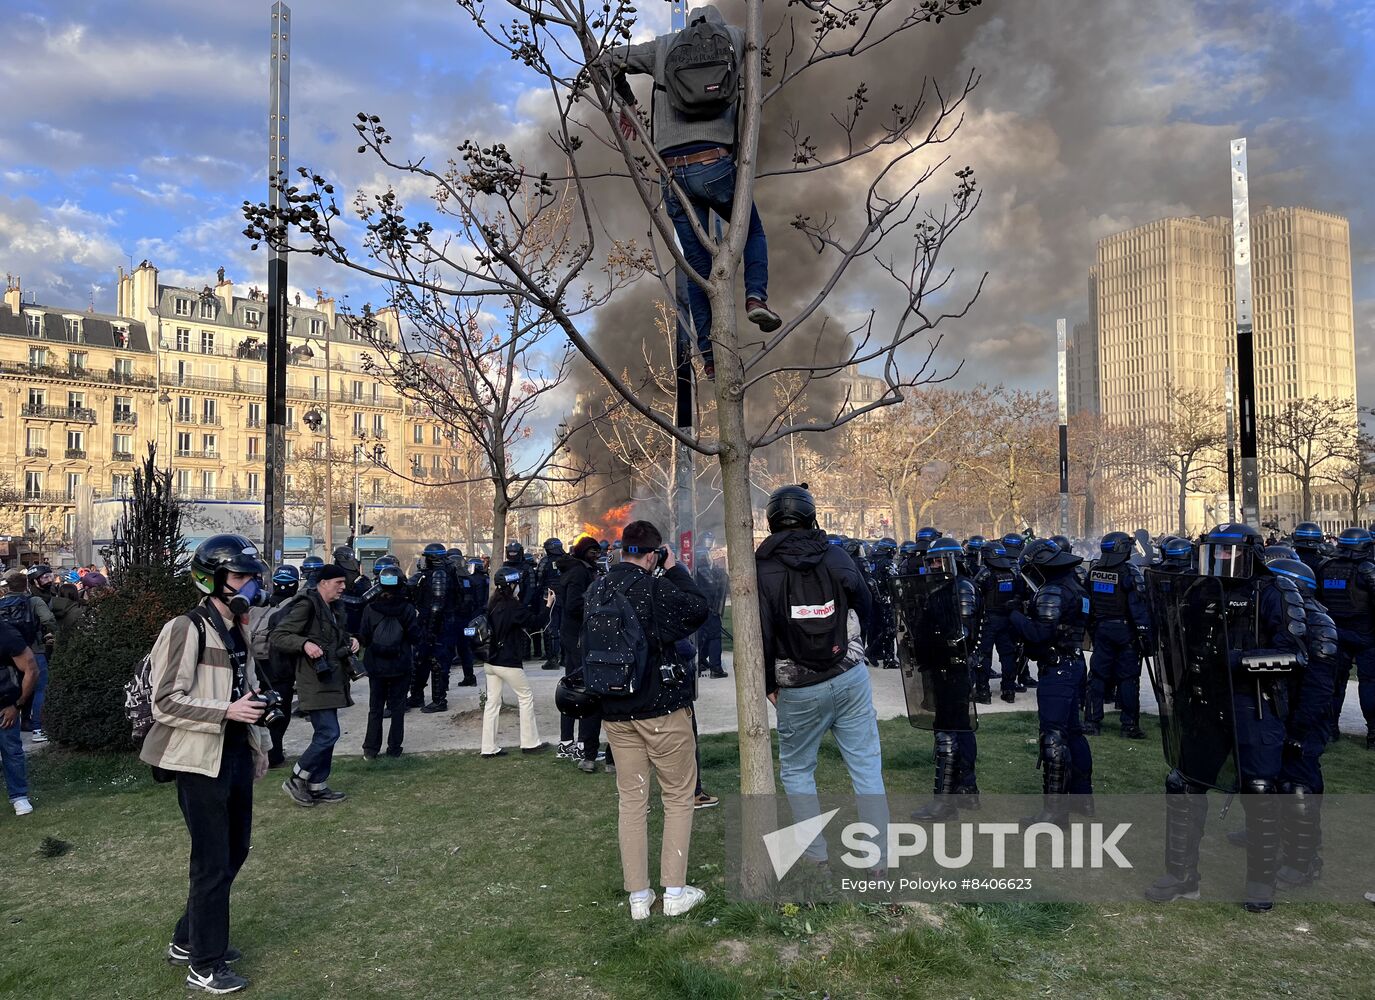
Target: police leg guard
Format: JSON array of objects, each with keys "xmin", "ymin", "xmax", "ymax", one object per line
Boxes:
[
  {"xmin": 1242, "ymin": 777, "xmax": 1281, "ymax": 912},
  {"xmin": 1145, "ymin": 769, "xmax": 1208, "ymax": 902},
  {"xmin": 1277, "ymin": 782, "xmax": 1322, "ymax": 888},
  {"xmin": 1025, "ymin": 732, "xmax": 1071, "ymax": 826},
  {"xmin": 911, "ymin": 732, "xmax": 960, "ymax": 821}
]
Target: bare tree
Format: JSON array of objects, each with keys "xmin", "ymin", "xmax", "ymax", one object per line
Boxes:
[
  {"xmin": 965, "ymin": 389, "xmax": 1056, "ymax": 537},
  {"xmin": 1318, "ymin": 427, "xmax": 1375, "ymax": 526},
  {"xmin": 1146, "ymin": 384, "xmax": 1225, "ymax": 536},
  {"xmin": 244, "ymin": 0, "xmax": 986, "ymax": 800},
  {"xmin": 111, "ymin": 444, "xmax": 187, "ymax": 580},
  {"xmin": 1259, "ymin": 395, "xmax": 1356, "ymax": 523}
]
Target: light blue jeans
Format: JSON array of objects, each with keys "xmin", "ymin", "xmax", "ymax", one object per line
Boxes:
[
  {"xmin": 775, "ymin": 665, "xmax": 888, "ymax": 864},
  {"xmin": 0, "ymin": 722, "xmax": 28, "ymax": 801}
]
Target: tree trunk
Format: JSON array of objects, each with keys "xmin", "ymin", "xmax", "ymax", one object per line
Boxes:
[
  {"xmin": 492, "ymin": 490, "xmax": 509, "ymax": 559},
  {"xmin": 1301, "ymin": 476, "xmax": 1312, "ymax": 521},
  {"xmin": 1083, "ymin": 472, "xmax": 1097, "ymax": 538},
  {"xmin": 905, "ymin": 496, "xmax": 917, "ymax": 541},
  {"xmin": 1177, "ymin": 466, "xmax": 1189, "ymax": 536}
]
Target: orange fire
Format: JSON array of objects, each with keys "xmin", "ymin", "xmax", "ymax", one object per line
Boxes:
[{"xmin": 581, "ymin": 502, "xmax": 635, "ymax": 542}]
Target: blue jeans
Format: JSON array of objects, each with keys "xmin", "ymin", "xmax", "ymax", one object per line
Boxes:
[
  {"xmin": 662, "ymin": 154, "xmax": 769, "ymax": 360},
  {"xmin": 0, "ymin": 722, "xmax": 28, "ymax": 801},
  {"xmin": 22, "ymin": 651, "xmax": 47, "ymax": 731},
  {"xmin": 297, "ymin": 709, "xmax": 340, "ymax": 784},
  {"xmin": 775, "ymin": 665, "xmax": 888, "ymax": 863}
]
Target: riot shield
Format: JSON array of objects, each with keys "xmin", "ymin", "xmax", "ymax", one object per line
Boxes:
[
  {"xmin": 892, "ymin": 573, "xmax": 977, "ymax": 732},
  {"xmin": 1143, "ymin": 570, "xmax": 1239, "ymax": 792}
]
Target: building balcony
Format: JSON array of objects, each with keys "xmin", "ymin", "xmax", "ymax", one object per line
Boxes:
[
  {"xmin": 24, "ymin": 447, "xmax": 48, "ymax": 458},
  {"xmin": 246, "ymin": 417, "xmax": 263, "ymax": 429},
  {"xmin": 173, "ymin": 414, "xmax": 222, "ymax": 427},
  {"xmin": 174, "ymin": 449, "xmax": 220, "ymax": 460},
  {"xmin": 246, "ymin": 452, "xmax": 265, "ymax": 462},
  {"xmin": 21, "ymin": 404, "xmax": 96, "ymax": 422},
  {"xmin": 113, "ymin": 411, "xmax": 137, "ymax": 425},
  {"xmin": 111, "ymin": 451, "xmax": 134, "ymax": 463},
  {"xmin": 65, "ymin": 448, "xmax": 87, "ymax": 460},
  {"xmin": 174, "ymin": 486, "xmax": 259, "ymax": 502},
  {"xmin": 24, "ymin": 490, "xmax": 73, "ymax": 504},
  {"xmin": 162, "ymin": 372, "xmax": 266, "ymax": 394},
  {"xmin": 0, "ymin": 361, "xmax": 155, "ymax": 388}
]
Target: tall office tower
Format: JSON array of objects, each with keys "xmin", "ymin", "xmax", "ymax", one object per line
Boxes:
[
  {"xmin": 1093, "ymin": 207, "xmax": 1356, "ymax": 535},
  {"xmin": 1066, "ymin": 268, "xmax": 1101, "ymax": 417}
]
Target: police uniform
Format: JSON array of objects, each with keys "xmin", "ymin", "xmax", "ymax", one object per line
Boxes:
[
  {"xmin": 1316, "ymin": 529, "xmax": 1375, "ymax": 745},
  {"xmin": 973, "ymin": 549, "xmax": 1027, "ymax": 700},
  {"xmin": 1085, "ymin": 533, "xmax": 1154, "ymax": 737}
]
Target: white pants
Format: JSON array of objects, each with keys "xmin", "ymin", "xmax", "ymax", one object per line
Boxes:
[{"xmin": 481, "ymin": 664, "xmax": 541, "ymax": 754}]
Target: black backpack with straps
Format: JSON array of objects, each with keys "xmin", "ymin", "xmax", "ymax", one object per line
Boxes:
[
  {"xmin": 580, "ymin": 574, "xmax": 652, "ymax": 696},
  {"xmin": 661, "ymin": 15, "xmax": 739, "ymax": 118},
  {"xmin": 778, "ymin": 558, "xmax": 849, "ymax": 672}
]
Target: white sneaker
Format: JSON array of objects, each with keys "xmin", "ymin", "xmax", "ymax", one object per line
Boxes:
[
  {"xmin": 629, "ymin": 890, "xmax": 657, "ymax": 921},
  {"xmin": 12, "ymin": 797, "xmax": 33, "ymax": 816},
  {"xmin": 663, "ymin": 885, "xmax": 705, "ymax": 917},
  {"xmin": 30, "ymin": 729, "xmax": 48, "ymax": 744}
]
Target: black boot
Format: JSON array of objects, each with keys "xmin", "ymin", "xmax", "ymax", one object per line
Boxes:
[
  {"xmin": 912, "ymin": 732, "xmax": 961, "ymax": 821},
  {"xmin": 974, "ymin": 684, "xmax": 993, "ymax": 705},
  {"xmin": 1277, "ymin": 783, "xmax": 1322, "ymax": 889},
  {"xmin": 1242, "ymin": 780, "xmax": 1281, "ymax": 912},
  {"xmin": 1145, "ymin": 769, "xmax": 1206, "ymax": 902},
  {"xmin": 1026, "ymin": 732, "xmax": 1070, "ymax": 826}
]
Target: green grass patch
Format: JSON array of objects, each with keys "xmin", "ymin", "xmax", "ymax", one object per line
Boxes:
[{"xmin": 2, "ymin": 714, "xmax": 1372, "ymax": 998}]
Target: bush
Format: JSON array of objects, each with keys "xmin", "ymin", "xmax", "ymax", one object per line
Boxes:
[{"xmin": 44, "ymin": 567, "xmax": 198, "ymax": 751}]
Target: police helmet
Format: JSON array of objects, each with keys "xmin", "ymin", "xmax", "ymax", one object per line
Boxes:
[
  {"xmin": 1263, "ymin": 544, "xmax": 1298, "ymax": 564},
  {"xmin": 966, "ymin": 535, "xmax": 986, "ymax": 552},
  {"xmin": 1158, "ymin": 536, "xmax": 1193, "ymax": 567},
  {"xmin": 495, "ymin": 567, "xmax": 523, "ymax": 593},
  {"xmin": 1001, "ymin": 532, "xmax": 1026, "ymax": 552},
  {"xmin": 543, "ymin": 537, "xmax": 564, "ymax": 556},
  {"xmin": 271, "ymin": 563, "xmax": 300, "ymax": 589},
  {"xmin": 377, "ymin": 565, "xmax": 405, "ymax": 589},
  {"xmin": 374, "ymin": 554, "xmax": 400, "ymax": 572},
  {"xmin": 826, "ymin": 533, "xmax": 845, "ymax": 547},
  {"xmin": 1267, "ymin": 557, "xmax": 1316, "ymax": 593},
  {"xmin": 922, "ymin": 536, "xmax": 963, "ymax": 576},
  {"xmin": 899, "ymin": 540, "xmax": 918, "ymax": 556},
  {"xmin": 1292, "ymin": 522, "xmax": 1324, "ymax": 548},
  {"xmin": 982, "ymin": 544, "xmax": 1014, "ymax": 570},
  {"xmin": 466, "ymin": 557, "xmax": 485, "ymax": 576},
  {"xmin": 1335, "ymin": 526, "xmax": 1373, "ymax": 559},
  {"xmin": 505, "ymin": 540, "xmax": 525, "ymax": 562},
  {"xmin": 422, "ymin": 542, "xmax": 447, "ymax": 568},
  {"xmin": 1018, "ymin": 537, "xmax": 1081, "ymax": 584},
  {"xmin": 190, "ymin": 534, "xmax": 267, "ymax": 597},
  {"xmin": 916, "ymin": 526, "xmax": 940, "ymax": 541},
  {"xmin": 1050, "ymin": 535, "xmax": 1072, "ymax": 553},
  {"xmin": 1198, "ymin": 523, "xmax": 1264, "ymax": 579},
  {"xmin": 766, "ymin": 484, "xmax": 818, "ymax": 532},
  {"xmin": 1098, "ymin": 531, "xmax": 1133, "ymax": 567},
  {"xmin": 554, "ymin": 676, "xmax": 600, "ymax": 719},
  {"xmin": 27, "ymin": 564, "xmax": 53, "ymax": 585},
  {"xmin": 333, "ymin": 544, "xmax": 357, "ymax": 567}
]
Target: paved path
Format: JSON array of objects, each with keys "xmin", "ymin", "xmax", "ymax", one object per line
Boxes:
[{"xmin": 265, "ymin": 652, "xmax": 1370, "ymax": 758}]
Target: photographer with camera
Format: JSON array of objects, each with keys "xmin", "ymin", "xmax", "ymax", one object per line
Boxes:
[
  {"xmin": 271, "ymin": 564, "xmax": 361, "ymax": 808},
  {"xmin": 138, "ymin": 534, "xmax": 272, "ymax": 994},
  {"xmin": 586, "ymin": 520, "xmax": 709, "ymax": 920}
]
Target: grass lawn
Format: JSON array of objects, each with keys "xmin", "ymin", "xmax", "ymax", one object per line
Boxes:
[{"xmin": 2, "ymin": 714, "xmax": 1373, "ymax": 999}]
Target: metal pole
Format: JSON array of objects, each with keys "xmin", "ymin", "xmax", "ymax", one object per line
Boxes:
[
  {"xmin": 265, "ymin": 1, "xmax": 291, "ymax": 563},
  {"xmin": 353, "ymin": 442, "xmax": 361, "ymax": 543},
  {"xmin": 1224, "ymin": 364, "xmax": 1237, "ymax": 522},
  {"xmin": 1057, "ymin": 318, "xmax": 1069, "ymax": 536},
  {"xmin": 1230, "ymin": 138, "xmax": 1259, "ymax": 526},
  {"xmin": 322, "ymin": 332, "xmax": 333, "ymax": 549}
]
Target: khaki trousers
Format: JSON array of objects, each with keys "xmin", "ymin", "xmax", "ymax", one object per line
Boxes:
[
  {"xmin": 481, "ymin": 664, "xmax": 541, "ymax": 754},
  {"xmin": 603, "ymin": 707, "xmax": 697, "ymax": 892}
]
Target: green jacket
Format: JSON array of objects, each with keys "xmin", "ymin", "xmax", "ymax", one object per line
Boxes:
[{"xmin": 269, "ymin": 590, "xmax": 356, "ymax": 711}]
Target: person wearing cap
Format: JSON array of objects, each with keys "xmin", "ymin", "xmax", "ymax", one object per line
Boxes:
[
  {"xmin": 358, "ymin": 564, "xmax": 420, "ymax": 759},
  {"xmin": 552, "ymin": 534, "xmax": 612, "ymax": 769},
  {"xmin": 271, "ymin": 564, "xmax": 361, "ymax": 806}
]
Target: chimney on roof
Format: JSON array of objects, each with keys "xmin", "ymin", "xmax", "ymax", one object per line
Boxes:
[
  {"xmin": 3, "ymin": 274, "xmax": 19, "ymax": 314},
  {"xmin": 216, "ymin": 272, "xmax": 234, "ymax": 315}
]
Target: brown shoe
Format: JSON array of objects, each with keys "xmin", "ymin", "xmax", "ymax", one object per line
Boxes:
[{"xmin": 746, "ymin": 298, "xmax": 782, "ymax": 333}]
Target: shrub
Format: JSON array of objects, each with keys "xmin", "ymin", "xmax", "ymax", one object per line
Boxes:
[{"xmin": 44, "ymin": 567, "xmax": 198, "ymax": 751}]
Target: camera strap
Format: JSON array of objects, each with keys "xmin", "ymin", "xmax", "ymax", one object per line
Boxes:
[{"xmin": 198, "ymin": 603, "xmax": 249, "ymax": 699}]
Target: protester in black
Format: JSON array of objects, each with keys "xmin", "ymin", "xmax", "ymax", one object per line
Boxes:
[
  {"xmin": 552, "ymin": 534, "xmax": 611, "ymax": 769},
  {"xmin": 358, "ymin": 565, "xmax": 420, "ymax": 759}
]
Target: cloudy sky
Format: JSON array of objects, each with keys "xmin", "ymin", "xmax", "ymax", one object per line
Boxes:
[{"xmin": 2, "ymin": 0, "xmax": 1372, "ymax": 401}]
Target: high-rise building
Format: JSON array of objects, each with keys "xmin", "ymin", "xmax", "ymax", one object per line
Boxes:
[
  {"xmin": 1092, "ymin": 207, "xmax": 1356, "ymax": 535},
  {"xmin": 1067, "ymin": 270, "xmax": 1100, "ymax": 416},
  {"xmin": 1, "ymin": 261, "xmax": 461, "ymax": 566}
]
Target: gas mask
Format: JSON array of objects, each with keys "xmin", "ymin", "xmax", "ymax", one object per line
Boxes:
[{"xmin": 226, "ymin": 577, "xmax": 265, "ymax": 615}]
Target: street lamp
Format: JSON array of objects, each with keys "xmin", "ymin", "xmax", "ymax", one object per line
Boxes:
[{"xmin": 157, "ymin": 390, "xmax": 173, "ymax": 472}]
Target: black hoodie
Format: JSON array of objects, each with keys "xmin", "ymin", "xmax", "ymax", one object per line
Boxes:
[
  {"xmin": 755, "ymin": 529, "xmax": 873, "ymax": 694},
  {"xmin": 552, "ymin": 554, "xmax": 597, "ymax": 667}
]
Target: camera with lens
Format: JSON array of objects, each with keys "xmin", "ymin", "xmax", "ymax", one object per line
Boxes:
[{"xmin": 249, "ymin": 689, "xmax": 285, "ymax": 727}]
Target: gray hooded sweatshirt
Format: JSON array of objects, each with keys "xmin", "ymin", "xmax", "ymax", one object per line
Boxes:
[{"xmin": 598, "ymin": 4, "xmax": 744, "ymax": 154}]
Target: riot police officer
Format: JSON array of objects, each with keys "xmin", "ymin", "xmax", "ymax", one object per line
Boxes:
[
  {"xmin": 973, "ymin": 544, "xmax": 1027, "ymax": 704},
  {"xmin": 964, "ymin": 535, "xmax": 987, "ymax": 575},
  {"xmin": 1316, "ymin": 527, "xmax": 1375, "ymax": 748},
  {"xmin": 695, "ymin": 547, "xmax": 728, "ymax": 678},
  {"xmin": 534, "ymin": 539, "xmax": 565, "ymax": 670},
  {"xmin": 1156, "ymin": 535, "xmax": 1194, "ymax": 574},
  {"xmin": 300, "ymin": 555, "xmax": 325, "ymax": 590},
  {"xmin": 466, "ymin": 556, "xmax": 490, "ymax": 608},
  {"xmin": 1291, "ymin": 522, "xmax": 1327, "ymax": 578},
  {"xmin": 410, "ymin": 542, "xmax": 458, "ymax": 713},
  {"xmin": 1266, "ymin": 557, "xmax": 1338, "ymax": 888},
  {"xmin": 447, "ymin": 548, "xmax": 480, "ymax": 687},
  {"xmin": 1085, "ymin": 531, "xmax": 1154, "ymax": 739},
  {"xmin": 333, "ymin": 545, "xmax": 369, "ymax": 635},
  {"xmin": 1144, "ymin": 523, "xmax": 1306, "ymax": 911},
  {"xmin": 867, "ymin": 539, "xmax": 899, "ymax": 669},
  {"xmin": 903, "ymin": 537, "xmax": 981, "ymax": 820},
  {"xmin": 1000, "ymin": 532, "xmax": 1035, "ymax": 690},
  {"xmin": 913, "ymin": 526, "xmax": 940, "ymax": 554},
  {"xmin": 268, "ymin": 564, "xmax": 300, "ymax": 606},
  {"xmin": 1010, "ymin": 538, "xmax": 1092, "ymax": 825},
  {"xmin": 501, "ymin": 541, "xmax": 534, "ymax": 661},
  {"xmin": 895, "ymin": 541, "xmax": 920, "ymax": 576}
]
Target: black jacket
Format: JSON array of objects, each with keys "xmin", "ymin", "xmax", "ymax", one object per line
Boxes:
[
  {"xmin": 597, "ymin": 562, "xmax": 709, "ymax": 722},
  {"xmin": 487, "ymin": 596, "xmax": 548, "ymax": 668},
  {"xmin": 552, "ymin": 555, "xmax": 597, "ymax": 669},
  {"xmin": 755, "ymin": 528, "xmax": 873, "ymax": 694},
  {"xmin": 270, "ymin": 590, "xmax": 356, "ymax": 711},
  {"xmin": 358, "ymin": 592, "xmax": 420, "ymax": 679}
]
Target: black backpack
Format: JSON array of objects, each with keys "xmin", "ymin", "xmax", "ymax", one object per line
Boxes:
[
  {"xmin": 370, "ymin": 611, "xmax": 407, "ymax": 659},
  {"xmin": 0, "ymin": 594, "xmax": 39, "ymax": 647},
  {"xmin": 662, "ymin": 15, "xmax": 738, "ymax": 118},
  {"xmin": 463, "ymin": 613, "xmax": 491, "ymax": 662},
  {"xmin": 580, "ymin": 575, "xmax": 651, "ymax": 696},
  {"xmin": 778, "ymin": 559, "xmax": 849, "ymax": 672},
  {"xmin": 124, "ymin": 610, "xmax": 208, "ymax": 746}
]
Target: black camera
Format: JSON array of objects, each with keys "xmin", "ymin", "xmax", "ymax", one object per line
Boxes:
[{"xmin": 249, "ymin": 689, "xmax": 285, "ymax": 727}]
